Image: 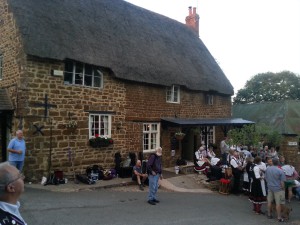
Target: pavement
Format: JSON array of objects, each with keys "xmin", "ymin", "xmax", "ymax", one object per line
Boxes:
[{"xmin": 24, "ymin": 167, "xmax": 213, "ymax": 193}]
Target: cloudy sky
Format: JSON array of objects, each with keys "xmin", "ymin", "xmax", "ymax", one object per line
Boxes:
[{"xmin": 125, "ymin": 0, "xmax": 300, "ymax": 94}]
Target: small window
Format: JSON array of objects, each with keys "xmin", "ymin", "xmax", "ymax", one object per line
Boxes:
[
  {"xmin": 166, "ymin": 85, "xmax": 180, "ymax": 103},
  {"xmin": 143, "ymin": 123, "xmax": 160, "ymax": 152},
  {"xmin": 89, "ymin": 114, "xmax": 111, "ymax": 138},
  {"xmin": 206, "ymin": 94, "xmax": 213, "ymax": 105},
  {"xmin": 64, "ymin": 60, "xmax": 103, "ymax": 88},
  {"xmin": 0, "ymin": 54, "xmax": 3, "ymax": 80}
]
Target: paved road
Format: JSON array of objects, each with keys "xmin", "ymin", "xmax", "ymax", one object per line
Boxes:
[{"xmin": 21, "ymin": 187, "xmax": 299, "ymax": 225}]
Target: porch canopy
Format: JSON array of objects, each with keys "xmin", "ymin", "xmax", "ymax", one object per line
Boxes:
[
  {"xmin": 161, "ymin": 117, "xmax": 255, "ymax": 137},
  {"xmin": 161, "ymin": 117, "xmax": 255, "ymax": 127}
]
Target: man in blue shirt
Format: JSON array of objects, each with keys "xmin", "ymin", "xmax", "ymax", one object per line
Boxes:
[
  {"xmin": 7, "ymin": 130, "xmax": 26, "ymax": 171},
  {"xmin": 265, "ymin": 158, "xmax": 286, "ymax": 222}
]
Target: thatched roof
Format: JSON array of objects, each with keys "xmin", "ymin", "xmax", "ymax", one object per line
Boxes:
[
  {"xmin": 0, "ymin": 89, "xmax": 13, "ymax": 111},
  {"xmin": 232, "ymin": 100, "xmax": 300, "ymax": 135},
  {"xmin": 8, "ymin": 0, "xmax": 234, "ymax": 95}
]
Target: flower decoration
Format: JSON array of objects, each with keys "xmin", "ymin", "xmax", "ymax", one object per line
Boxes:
[
  {"xmin": 89, "ymin": 135, "xmax": 114, "ymax": 148},
  {"xmin": 66, "ymin": 120, "xmax": 78, "ymax": 128},
  {"xmin": 175, "ymin": 131, "xmax": 185, "ymax": 141},
  {"xmin": 175, "ymin": 131, "xmax": 185, "ymax": 136}
]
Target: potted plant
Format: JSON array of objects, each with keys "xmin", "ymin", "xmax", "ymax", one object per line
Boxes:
[
  {"xmin": 89, "ymin": 135, "xmax": 114, "ymax": 148},
  {"xmin": 175, "ymin": 131, "xmax": 185, "ymax": 141}
]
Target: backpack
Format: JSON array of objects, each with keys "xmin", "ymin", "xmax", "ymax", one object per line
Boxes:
[
  {"xmin": 146, "ymin": 153, "xmax": 157, "ymax": 174},
  {"xmin": 45, "ymin": 173, "xmax": 59, "ymax": 185}
]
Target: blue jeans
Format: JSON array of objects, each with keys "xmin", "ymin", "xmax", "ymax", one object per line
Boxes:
[
  {"xmin": 148, "ymin": 174, "xmax": 160, "ymax": 201},
  {"xmin": 9, "ymin": 161, "xmax": 24, "ymax": 171}
]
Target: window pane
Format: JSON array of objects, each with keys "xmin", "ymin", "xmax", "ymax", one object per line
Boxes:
[
  {"xmin": 166, "ymin": 88, "xmax": 172, "ymax": 102},
  {"xmin": 94, "ymin": 76, "xmax": 101, "ymax": 88},
  {"xmin": 85, "ymin": 73, "xmax": 92, "ymax": 86},
  {"xmin": 64, "ymin": 61, "xmax": 73, "ymax": 84},
  {"xmin": 75, "ymin": 62, "xmax": 83, "ymax": 85},
  {"xmin": 151, "ymin": 133, "xmax": 157, "ymax": 149},
  {"xmin": 143, "ymin": 124, "xmax": 149, "ymax": 132},
  {"xmin": 151, "ymin": 124, "xmax": 157, "ymax": 131}
]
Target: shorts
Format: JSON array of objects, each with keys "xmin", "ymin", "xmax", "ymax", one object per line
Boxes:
[
  {"xmin": 284, "ymin": 180, "xmax": 295, "ymax": 188},
  {"xmin": 267, "ymin": 190, "xmax": 285, "ymax": 205}
]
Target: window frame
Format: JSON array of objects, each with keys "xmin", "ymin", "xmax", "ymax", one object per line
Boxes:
[
  {"xmin": 88, "ymin": 114, "xmax": 112, "ymax": 139},
  {"xmin": 64, "ymin": 61, "xmax": 103, "ymax": 88},
  {"xmin": 143, "ymin": 123, "xmax": 160, "ymax": 153},
  {"xmin": 166, "ymin": 85, "xmax": 180, "ymax": 103}
]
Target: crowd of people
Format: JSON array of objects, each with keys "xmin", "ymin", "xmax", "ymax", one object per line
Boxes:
[{"xmin": 193, "ymin": 138, "xmax": 299, "ymax": 222}]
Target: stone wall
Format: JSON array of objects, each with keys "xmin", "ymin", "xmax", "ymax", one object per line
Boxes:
[
  {"xmin": 124, "ymin": 82, "xmax": 232, "ymax": 167},
  {"xmin": 21, "ymin": 57, "xmax": 127, "ymax": 181},
  {"xmin": 280, "ymin": 135, "xmax": 300, "ymax": 172}
]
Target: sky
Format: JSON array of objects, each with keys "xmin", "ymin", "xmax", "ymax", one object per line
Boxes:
[{"xmin": 125, "ymin": 0, "xmax": 300, "ymax": 94}]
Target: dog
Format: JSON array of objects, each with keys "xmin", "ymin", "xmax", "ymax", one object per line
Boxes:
[{"xmin": 271, "ymin": 203, "xmax": 292, "ymax": 220}]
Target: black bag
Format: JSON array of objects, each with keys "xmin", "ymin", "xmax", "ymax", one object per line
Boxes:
[
  {"xmin": 46, "ymin": 173, "xmax": 59, "ymax": 185},
  {"xmin": 76, "ymin": 174, "xmax": 96, "ymax": 185}
]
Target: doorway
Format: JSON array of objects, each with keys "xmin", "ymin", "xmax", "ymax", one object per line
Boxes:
[{"xmin": 0, "ymin": 111, "xmax": 12, "ymax": 161}]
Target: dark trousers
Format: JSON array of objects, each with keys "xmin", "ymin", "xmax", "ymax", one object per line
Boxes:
[{"xmin": 232, "ymin": 169, "xmax": 242, "ymax": 193}]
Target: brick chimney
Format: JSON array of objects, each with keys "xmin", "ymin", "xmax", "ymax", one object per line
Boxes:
[{"xmin": 185, "ymin": 6, "xmax": 199, "ymax": 36}]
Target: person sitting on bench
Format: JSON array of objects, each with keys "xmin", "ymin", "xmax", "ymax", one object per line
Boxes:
[{"xmin": 132, "ymin": 160, "xmax": 148, "ymax": 190}]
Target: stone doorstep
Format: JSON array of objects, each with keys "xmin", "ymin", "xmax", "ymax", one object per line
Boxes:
[{"xmin": 179, "ymin": 165, "xmax": 195, "ymax": 174}]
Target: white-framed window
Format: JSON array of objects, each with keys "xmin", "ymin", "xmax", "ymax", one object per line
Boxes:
[
  {"xmin": 0, "ymin": 54, "xmax": 3, "ymax": 80},
  {"xmin": 64, "ymin": 61, "xmax": 103, "ymax": 88},
  {"xmin": 200, "ymin": 126, "xmax": 215, "ymax": 146},
  {"xmin": 143, "ymin": 123, "xmax": 160, "ymax": 152},
  {"xmin": 166, "ymin": 85, "xmax": 180, "ymax": 103},
  {"xmin": 89, "ymin": 114, "xmax": 112, "ymax": 138}
]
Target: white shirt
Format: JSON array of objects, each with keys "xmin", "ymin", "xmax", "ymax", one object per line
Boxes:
[
  {"xmin": 230, "ymin": 156, "xmax": 239, "ymax": 168},
  {"xmin": 0, "ymin": 201, "xmax": 27, "ymax": 225}
]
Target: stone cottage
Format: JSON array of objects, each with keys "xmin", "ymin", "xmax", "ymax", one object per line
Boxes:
[{"xmin": 0, "ymin": 0, "xmax": 249, "ymax": 180}]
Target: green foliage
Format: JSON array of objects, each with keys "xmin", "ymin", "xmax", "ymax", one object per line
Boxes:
[
  {"xmin": 228, "ymin": 124, "xmax": 283, "ymax": 148},
  {"xmin": 233, "ymin": 71, "xmax": 300, "ymax": 104}
]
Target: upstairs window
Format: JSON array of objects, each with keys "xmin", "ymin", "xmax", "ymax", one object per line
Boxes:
[
  {"xmin": 89, "ymin": 114, "xmax": 111, "ymax": 138},
  {"xmin": 166, "ymin": 85, "xmax": 180, "ymax": 103},
  {"xmin": 205, "ymin": 94, "xmax": 214, "ymax": 105},
  {"xmin": 64, "ymin": 61, "xmax": 103, "ymax": 88},
  {"xmin": 0, "ymin": 54, "xmax": 3, "ymax": 80},
  {"xmin": 143, "ymin": 123, "xmax": 160, "ymax": 152}
]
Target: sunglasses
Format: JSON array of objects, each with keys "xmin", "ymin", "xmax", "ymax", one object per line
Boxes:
[{"xmin": 6, "ymin": 173, "xmax": 25, "ymax": 186}]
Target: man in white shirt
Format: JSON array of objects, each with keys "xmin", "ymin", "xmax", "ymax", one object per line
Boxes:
[{"xmin": 0, "ymin": 162, "xmax": 27, "ymax": 225}]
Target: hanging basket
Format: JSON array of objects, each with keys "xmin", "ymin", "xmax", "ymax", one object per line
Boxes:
[{"xmin": 175, "ymin": 134, "xmax": 185, "ymax": 141}]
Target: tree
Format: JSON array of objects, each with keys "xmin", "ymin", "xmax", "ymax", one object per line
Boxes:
[
  {"xmin": 233, "ymin": 71, "xmax": 300, "ymax": 104},
  {"xmin": 228, "ymin": 124, "xmax": 283, "ymax": 149}
]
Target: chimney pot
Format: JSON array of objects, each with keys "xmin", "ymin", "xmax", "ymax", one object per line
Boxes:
[{"xmin": 188, "ymin": 6, "xmax": 192, "ymax": 16}]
